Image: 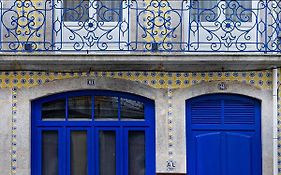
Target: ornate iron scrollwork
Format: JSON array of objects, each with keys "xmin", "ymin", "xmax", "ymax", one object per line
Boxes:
[{"xmin": 0, "ymin": 0, "xmax": 280, "ymax": 52}]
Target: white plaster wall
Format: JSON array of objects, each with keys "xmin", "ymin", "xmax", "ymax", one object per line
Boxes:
[
  {"xmin": 0, "ymin": 88, "xmax": 12, "ymax": 175},
  {"xmin": 8, "ymin": 77, "xmax": 273, "ymax": 175}
]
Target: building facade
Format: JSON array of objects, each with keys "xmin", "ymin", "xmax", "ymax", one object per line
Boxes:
[{"xmin": 0, "ymin": 0, "xmax": 280, "ymax": 175}]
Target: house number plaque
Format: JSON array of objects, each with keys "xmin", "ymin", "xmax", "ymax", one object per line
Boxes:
[
  {"xmin": 166, "ymin": 160, "xmax": 176, "ymax": 171},
  {"xmin": 218, "ymin": 82, "xmax": 227, "ymax": 90},
  {"xmin": 87, "ymin": 79, "xmax": 95, "ymax": 86}
]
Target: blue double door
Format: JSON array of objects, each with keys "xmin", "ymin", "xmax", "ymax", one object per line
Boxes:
[
  {"xmin": 187, "ymin": 94, "xmax": 262, "ymax": 175},
  {"xmin": 31, "ymin": 90, "xmax": 155, "ymax": 175}
]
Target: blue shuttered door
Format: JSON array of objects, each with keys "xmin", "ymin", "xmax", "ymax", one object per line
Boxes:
[{"xmin": 187, "ymin": 94, "xmax": 261, "ymax": 175}]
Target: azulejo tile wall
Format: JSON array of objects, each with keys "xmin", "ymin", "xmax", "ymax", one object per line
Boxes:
[
  {"xmin": 3, "ymin": 70, "xmax": 279, "ymax": 174},
  {"xmin": 0, "ymin": 71, "xmax": 273, "ymax": 89}
]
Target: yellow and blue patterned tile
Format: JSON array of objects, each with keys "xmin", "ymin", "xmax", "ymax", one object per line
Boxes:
[{"xmin": 0, "ymin": 70, "xmax": 272, "ymax": 90}]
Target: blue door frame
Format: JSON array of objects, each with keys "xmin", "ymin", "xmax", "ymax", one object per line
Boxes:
[
  {"xmin": 186, "ymin": 94, "xmax": 262, "ymax": 175},
  {"xmin": 31, "ymin": 90, "xmax": 155, "ymax": 175}
]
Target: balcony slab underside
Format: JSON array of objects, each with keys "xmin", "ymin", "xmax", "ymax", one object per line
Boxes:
[{"xmin": 1, "ymin": 53, "xmax": 281, "ymax": 72}]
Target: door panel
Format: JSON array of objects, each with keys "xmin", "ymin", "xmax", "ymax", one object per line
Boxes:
[
  {"xmin": 70, "ymin": 130, "xmax": 88, "ymax": 175},
  {"xmin": 225, "ymin": 132, "xmax": 253, "ymax": 175},
  {"xmin": 98, "ymin": 130, "xmax": 117, "ymax": 175},
  {"xmin": 66, "ymin": 128, "xmax": 90, "ymax": 175},
  {"xmin": 195, "ymin": 132, "xmax": 221, "ymax": 175},
  {"xmin": 42, "ymin": 131, "xmax": 59, "ymax": 175},
  {"xmin": 128, "ymin": 131, "xmax": 146, "ymax": 175}
]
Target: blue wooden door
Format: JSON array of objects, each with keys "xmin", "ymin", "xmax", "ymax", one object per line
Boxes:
[
  {"xmin": 31, "ymin": 90, "xmax": 155, "ymax": 175},
  {"xmin": 186, "ymin": 94, "xmax": 261, "ymax": 175}
]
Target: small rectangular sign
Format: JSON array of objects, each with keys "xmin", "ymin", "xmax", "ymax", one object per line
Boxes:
[
  {"xmin": 87, "ymin": 79, "xmax": 95, "ymax": 86},
  {"xmin": 166, "ymin": 160, "xmax": 176, "ymax": 171}
]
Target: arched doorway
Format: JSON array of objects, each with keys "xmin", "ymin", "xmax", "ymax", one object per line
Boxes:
[
  {"xmin": 186, "ymin": 94, "xmax": 261, "ymax": 175},
  {"xmin": 31, "ymin": 90, "xmax": 155, "ymax": 175}
]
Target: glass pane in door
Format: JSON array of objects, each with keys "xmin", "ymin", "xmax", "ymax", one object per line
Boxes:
[
  {"xmin": 42, "ymin": 99, "xmax": 66, "ymax": 119},
  {"xmin": 97, "ymin": 0, "xmax": 122, "ymax": 22},
  {"xmin": 225, "ymin": 0, "xmax": 252, "ymax": 22},
  {"xmin": 94, "ymin": 96, "xmax": 118, "ymax": 120},
  {"xmin": 64, "ymin": 0, "xmax": 89, "ymax": 22},
  {"xmin": 120, "ymin": 98, "xmax": 144, "ymax": 120},
  {"xmin": 99, "ymin": 131, "xmax": 116, "ymax": 175},
  {"xmin": 190, "ymin": 0, "xmax": 219, "ymax": 22},
  {"xmin": 68, "ymin": 96, "xmax": 92, "ymax": 119},
  {"xmin": 129, "ymin": 131, "xmax": 145, "ymax": 175},
  {"xmin": 71, "ymin": 131, "xmax": 88, "ymax": 175},
  {"xmin": 42, "ymin": 131, "xmax": 58, "ymax": 175}
]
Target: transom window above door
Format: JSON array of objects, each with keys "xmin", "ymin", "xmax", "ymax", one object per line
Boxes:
[
  {"xmin": 32, "ymin": 90, "xmax": 155, "ymax": 175},
  {"xmin": 41, "ymin": 93, "xmax": 145, "ymax": 120}
]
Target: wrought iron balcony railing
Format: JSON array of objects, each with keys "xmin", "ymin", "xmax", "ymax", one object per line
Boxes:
[{"xmin": 1, "ymin": 0, "xmax": 281, "ymax": 52}]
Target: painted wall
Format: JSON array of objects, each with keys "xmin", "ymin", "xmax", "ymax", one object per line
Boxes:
[{"xmin": 0, "ymin": 70, "xmax": 278, "ymax": 175}]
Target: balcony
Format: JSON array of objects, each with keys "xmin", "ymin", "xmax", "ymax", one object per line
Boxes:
[{"xmin": 0, "ymin": 0, "xmax": 281, "ymax": 53}]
